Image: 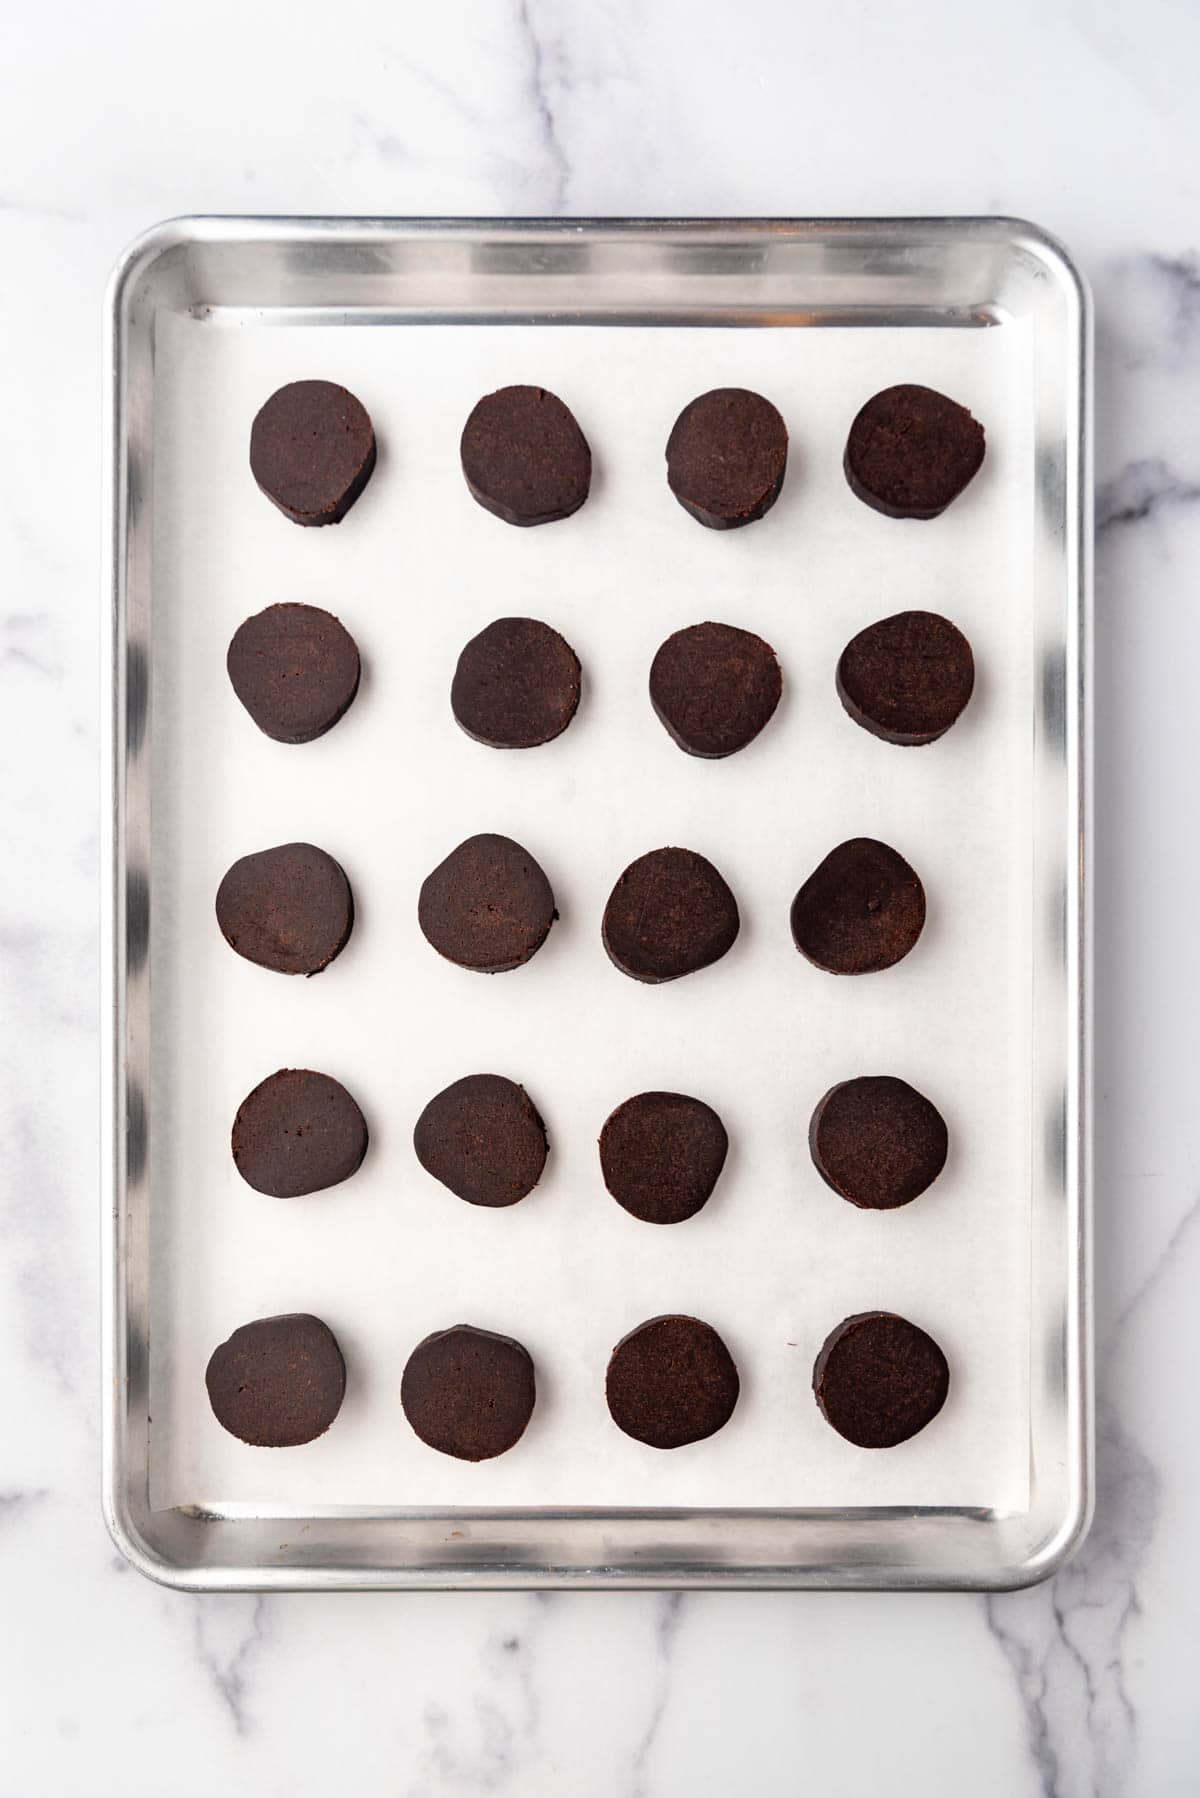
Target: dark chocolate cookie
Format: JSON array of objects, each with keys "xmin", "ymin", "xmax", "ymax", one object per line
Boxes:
[
  {"xmin": 790, "ymin": 838, "xmax": 925, "ymax": 975},
  {"xmin": 602, "ymin": 847, "xmax": 739, "ymax": 983},
  {"xmin": 451, "ymin": 617, "xmax": 581, "ymax": 749},
  {"xmin": 837, "ymin": 611, "xmax": 975, "ymax": 745},
  {"xmin": 599, "ymin": 1092, "xmax": 728, "ymax": 1225},
  {"xmin": 249, "ymin": 380, "xmax": 376, "ymax": 526},
  {"xmin": 414, "ymin": 1074, "xmax": 548, "ymax": 1208},
  {"xmin": 649, "ymin": 622, "xmax": 782, "ymax": 758},
  {"xmin": 665, "ymin": 388, "xmax": 788, "ymax": 529},
  {"xmin": 232, "ymin": 1068, "xmax": 368, "ymax": 1198},
  {"xmin": 460, "ymin": 385, "xmax": 591, "ymax": 526},
  {"xmin": 813, "ymin": 1311, "xmax": 949, "ymax": 1448},
  {"xmin": 606, "ymin": 1315, "xmax": 739, "ymax": 1449},
  {"xmin": 227, "ymin": 603, "xmax": 361, "ymax": 744},
  {"xmin": 418, "ymin": 834, "xmax": 556, "ymax": 973},
  {"xmin": 809, "ymin": 1076, "xmax": 947, "ymax": 1210},
  {"xmin": 216, "ymin": 842, "xmax": 353, "ymax": 976},
  {"xmin": 401, "ymin": 1325, "xmax": 536, "ymax": 1461},
  {"xmin": 205, "ymin": 1313, "xmax": 346, "ymax": 1447},
  {"xmin": 844, "ymin": 384, "xmax": 985, "ymax": 520}
]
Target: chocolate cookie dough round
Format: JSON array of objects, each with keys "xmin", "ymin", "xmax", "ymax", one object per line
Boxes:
[
  {"xmin": 249, "ymin": 380, "xmax": 376, "ymax": 526},
  {"xmin": 227, "ymin": 603, "xmax": 361, "ymax": 744},
  {"xmin": 451, "ymin": 617, "xmax": 581, "ymax": 749},
  {"xmin": 205, "ymin": 1313, "xmax": 346, "ymax": 1447},
  {"xmin": 414, "ymin": 1074, "xmax": 548, "ymax": 1208},
  {"xmin": 216, "ymin": 842, "xmax": 354, "ymax": 976},
  {"xmin": 790, "ymin": 838, "xmax": 924, "ymax": 975},
  {"xmin": 599, "ymin": 1091, "xmax": 728, "ymax": 1225},
  {"xmin": 813, "ymin": 1311, "xmax": 949, "ymax": 1448},
  {"xmin": 809, "ymin": 1075, "xmax": 947, "ymax": 1210},
  {"xmin": 844, "ymin": 384, "xmax": 985, "ymax": 519},
  {"xmin": 649, "ymin": 621, "xmax": 782, "ymax": 758},
  {"xmin": 606, "ymin": 1315, "xmax": 739, "ymax": 1448},
  {"xmin": 460, "ymin": 385, "xmax": 591, "ymax": 526},
  {"xmin": 602, "ymin": 847, "xmax": 739, "ymax": 983},
  {"xmin": 401, "ymin": 1325, "xmax": 536, "ymax": 1461},
  {"xmin": 232, "ymin": 1068, "xmax": 368, "ymax": 1198},
  {"xmin": 665, "ymin": 388, "xmax": 788, "ymax": 529},
  {"xmin": 418, "ymin": 833, "xmax": 556, "ymax": 973},
  {"xmin": 837, "ymin": 611, "xmax": 974, "ymax": 745}
]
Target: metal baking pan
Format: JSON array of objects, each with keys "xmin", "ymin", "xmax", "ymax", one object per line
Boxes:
[{"xmin": 103, "ymin": 217, "xmax": 1091, "ymax": 1589}]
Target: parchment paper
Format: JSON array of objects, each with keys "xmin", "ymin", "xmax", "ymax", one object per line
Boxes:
[{"xmin": 148, "ymin": 311, "xmax": 1033, "ymax": 1512}]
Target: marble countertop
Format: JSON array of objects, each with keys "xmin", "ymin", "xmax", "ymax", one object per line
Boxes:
[{"xmin": 4, "ymin": 1, "xmax": 1200, "ymax": 1791}]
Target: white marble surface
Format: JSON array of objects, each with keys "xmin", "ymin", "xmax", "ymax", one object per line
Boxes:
[{"xmin": 3, "ymin": 1, "xmax": 1200, "ymax": 1791}]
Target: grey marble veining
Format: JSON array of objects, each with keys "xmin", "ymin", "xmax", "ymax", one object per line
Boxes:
[
  {"xmin": 192, "ymin": 1597, "xmax": 274, "ymax": 1738},
  {"xmin": 1096, "ymin": 458, "xmax": 1200, "ymax": 535},
  {"xmin": 629, "ymin": 1594, "xmax": 686, "ymax": 1797},
  {"xmin": 3, "ymin": 0, "xmax": 1200, "ymax": 1791},
  {"xmin": 984, "ymin": 1403, "xmax": 1159, "ymax": 1798},
  {"xmin": 513, "ymin": 0, "xmax": 571, "ymax": 212}
]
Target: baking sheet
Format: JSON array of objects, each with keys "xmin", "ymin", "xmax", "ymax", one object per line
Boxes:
[{"xmin": 148, "ymin": 314, "xmax": 1033, "ymax": 1513}]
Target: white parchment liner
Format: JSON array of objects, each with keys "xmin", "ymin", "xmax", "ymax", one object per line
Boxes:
[{"xmin": 149, "ymin": 314, "xmax": 1033, "ymax": 1511}]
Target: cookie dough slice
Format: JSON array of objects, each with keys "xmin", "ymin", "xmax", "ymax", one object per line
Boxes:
[
  {"xmin": 232, "ymin": 1068, "xmax": 368, "ymax": 1197},
  {"xmin": 418, "ymin": 834, "xmax": 556, "ymax": 972},
  {"xmin": 665, "ymin": 388, "xmax": 788, "ymax": 528},
  {"xmin": 414, "ymin": 1074, "xmax": 548, "ymax": 1207},
  {"xmin": 650, "ymin": 621, "xmax": 782, "ymax": 758},
  {"xmin": 206, "ymin": 1314, "xmax": 346, "ymax": 1446},
  {"xmin": 401, "ymin": 1325, "xmax": 536, "ymax": 1460},
  {"xmin": 809, "ymin": 1076, "xmax": 947, "ymax": 1209},
  {"xmin": 606, "ymin": 1315, "xmax": 739, "ymax": 1448},
  {"xmin": 813, "ymin": 1312, "xmax": 949, "ymax": 1447},
  {"xmin": 451, "ymin": 617, "xmax": 581, "ymax": 748},
  {"xmin": 460, "ymin": 385, "xmax": 591, "ymax": 526},
  {"xmin": 599, "ymin": 1091, "xmax": 728, "ymax": 1224},
  {"xmin": 603, "ymin": 847, "xmax": 739, "ymax": 982},
  {"xmin": 790, "ymin": 838, "xmax": 924, "ymax": 975},
  {"xmin": 844, "ymin": 384, "xmax": 984, "ymax": 519},
  {"xmin": 837, "ymin": 611, "xmax": 974, "ymax": 745},
  {"xmin": 227, "ymin": 603, "xmax": 361, "ymax": 744},
  {"xmin": 250, "ymin": 380, "xmax": 376, "ymax": 525},
  {"xmin": 216, "ymin": 842, "xmax": 353, "ymax": 976}
]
